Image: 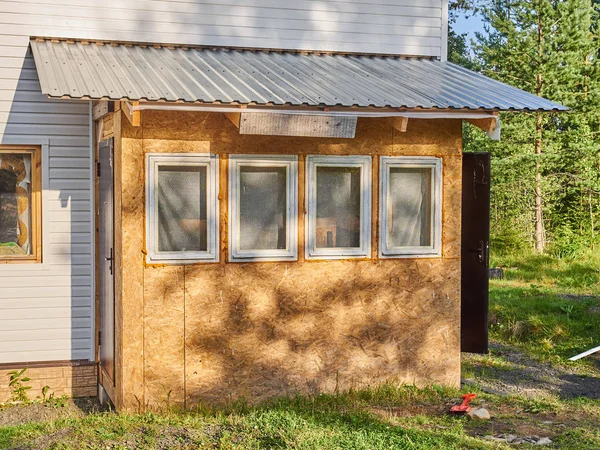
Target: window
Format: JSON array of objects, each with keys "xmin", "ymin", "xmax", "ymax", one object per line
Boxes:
[
  {"xmin": 146, "ymin": 153, "xmax": 219, "ymax": 263},
  {"xmin": 229, "ymin": 155, "xmax": 298, "ymax": 261},
  {"xmin": 379, "ymin": 156, "xmax": 442, "ymax": 258},
  {"xmin": 0, "ymin": 147, "xmax": 41, "ymax": 263},
  {"xmin": 305, "ymin": 155, "xmax": 371, "ymax": 259}
]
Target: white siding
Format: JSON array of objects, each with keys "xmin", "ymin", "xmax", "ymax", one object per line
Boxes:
[
  {"xmin": 0, "ymin": 0, "xmax": 447, "ymax": 364},
  {"xmin": 0, "ymin": 34, "xmax": 92, "ymax": 362},
  {"xmin": 0, "ymin": 0, "xmax": 445, "ymax": 58}
]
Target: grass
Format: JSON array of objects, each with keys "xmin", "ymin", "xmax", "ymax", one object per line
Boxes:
[
  {"xmin": 2, "ymin": 384, "xmax": 600, "ymax": 449},
  {"xmin": 489, "ymin": 251, "xmax": 600, "ymax": 366},
  {"xmin": 1, "ymin": 252, "xmax": 599, "ymax": 449},
  {"xmin": 0, "ymin": 386, "xmax": 500, "ymax": 449}
]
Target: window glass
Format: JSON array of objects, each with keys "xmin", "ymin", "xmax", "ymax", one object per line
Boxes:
[
  {"xmin": 239, "ymin": 166, "xmax": 287, "ymax": 251},
  {"xmin": 146, "ymin": 153, "xmax": 219, "ymax": 263},
  {"xmin": 157, "ymin": 165, "xmax": 207, "ymax": 252},
  {"xmin": 388, "ymin": 167, "xmax": 432, "ymax": 248},
  {"xmin": 0, "ymin": 152, "xmax": 34, "ymax": 258},
  {"xmin": 229, "ymin": 155, "xmax": 297, "ymax": 261},
  {"xmin": 305, "ymin": 155, "xmax": 371, "ymax": 260},
  {"xmin": 379, "ymin": 157, "xmax": 441, "ymax": 257},
  {"xmin": 316, "ymin": 166, "xmax": 361, "ymax": 248}
]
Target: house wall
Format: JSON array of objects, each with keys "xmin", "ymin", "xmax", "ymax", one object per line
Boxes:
[
  {"xmin": 0, "ymin": 0, "xmax": 447, "ymax": 58},
  {"xmin": 116, "ymin": 111, "xmax": 462, "ymax": 410},
  {"xmin": 0, "ymin": 361, "xmax": 97, "ymax": 402},
  {"xmin": 0, "ymin": 0, "xmax": 447, "ymax": 369},
  {"xmin": 0, "ymin": 65, "xmax": 93, "ymax": 363}
]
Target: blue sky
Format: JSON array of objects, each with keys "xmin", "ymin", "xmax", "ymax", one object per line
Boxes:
[{"xmin": 452, "ymin": 11, "xmax": 486, "ymax": 43}]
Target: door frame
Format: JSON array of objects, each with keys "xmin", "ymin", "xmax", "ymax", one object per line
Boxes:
[{"xmin": 96, "ymin": 137, "xmax": 116, "ymax": 400}]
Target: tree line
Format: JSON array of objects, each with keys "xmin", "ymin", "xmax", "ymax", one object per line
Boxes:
[{"xmin": 450, "ymin": 0, "xmax": 600, "ymax": 257}]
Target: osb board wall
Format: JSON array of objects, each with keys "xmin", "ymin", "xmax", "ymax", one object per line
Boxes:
[
  {"xmin": 117, "ymin": 111, "xmax": 462, "ymax": 411},
  {"xmin": 0, "ymin": 363, "xmax": 97, "ymax": 402}
]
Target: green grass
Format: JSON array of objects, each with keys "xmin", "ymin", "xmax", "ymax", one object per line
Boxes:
[
  {"xmin": 489, "ymin": 252, "xmax": 600, "ymax": 366},
  {"xmin": 2, "ymin": 385, "xmax": 600, "ymax": 449},
  {"xmin": 0, "ymin": 386, "xmax": 501, "ymax": 449},
  {"xmin": 491, "ymin": 251, "xmax": 600, "ymax": 293}
]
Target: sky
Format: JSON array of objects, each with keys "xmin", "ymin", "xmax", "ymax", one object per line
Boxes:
[{"xmin": 452, "ymin": 11, "xmax": 486, "ymax": 44}]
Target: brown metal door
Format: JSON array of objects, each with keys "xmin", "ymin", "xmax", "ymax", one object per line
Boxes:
[
  {"xmin": 461, "ymin": 152, "xmax": 491, "ymax": 354},
  {"xmin": 98, "ymin": 138, "xmax": 115, "ymax": 384}
]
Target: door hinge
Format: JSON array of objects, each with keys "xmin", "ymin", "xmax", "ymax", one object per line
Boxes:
[
  {"xmin": 96, "ymin": 161, "xmax": 101, "ymax": 177},
  {"xmin": 98, "ymin": 331, "xmax": 102, "ymax": 346}
]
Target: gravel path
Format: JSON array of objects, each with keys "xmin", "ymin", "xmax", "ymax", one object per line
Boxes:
[{"xmin": 462, "ymin": 342, "xmax": 600, "ymax": 399}]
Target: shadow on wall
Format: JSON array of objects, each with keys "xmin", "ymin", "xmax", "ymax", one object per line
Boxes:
[
  {"xmin": 131, "ymin": 2, "xmax": 429, "ymax": 53},
  {"xmin": 1, "ymin": 47, "xmax": 93, "ymax": 400},
  {"xmin": 143, "ymin": 257, "xmax": 460, "ymax": 409}
]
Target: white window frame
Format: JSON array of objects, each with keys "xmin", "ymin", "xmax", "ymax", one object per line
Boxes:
[
  {"xmin": 146, "ymin": 153, "xmax": 219, "ymax": 264},
  {"xmin": 379, "ymin": 156, "xmax": 442, "ymax": 258},
  {"xmin": 229, "ymin": 154, "xmax": 298, "ymax": 262},
  {"xmin": 305, "ymin": 155, "xmax": 372, "ymax": 260}
]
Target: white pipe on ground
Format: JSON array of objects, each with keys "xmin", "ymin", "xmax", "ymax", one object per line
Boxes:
[{"xmin": 569, "ymin": 345, "xmax": 600, "ymax": 361}]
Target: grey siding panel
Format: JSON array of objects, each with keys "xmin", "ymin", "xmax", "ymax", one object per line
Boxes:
[
  {"xmin": 0, "ymin": 26, "xmax": 93, "ymax": 363},
  {"xmin": 0, "ymin": 0, "xmax": 445, "ymax": 57}
]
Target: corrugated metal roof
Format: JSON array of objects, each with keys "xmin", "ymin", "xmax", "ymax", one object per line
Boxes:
[{"xmin": 30, "ymin": 38, "xmax": 566, "ymax": 111}]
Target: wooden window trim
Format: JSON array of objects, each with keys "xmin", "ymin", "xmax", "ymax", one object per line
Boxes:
[
  {"xmin": 0, "ymin": 145, "xmax": 42, "ymax": 264},
  {"xmin": 145, "ymin": 153, "xmax": 220, "ymax": 264},
  {"xmin": 379, "ymin": 156, "xmax": 443, "ymax": 259},
  {"xmin": 228, "ymin": 154, "xmax": 298, "ymax": 262},
  {"xmin": 305, "ymin": 155, "xmax": 372, "ymax": 260}
]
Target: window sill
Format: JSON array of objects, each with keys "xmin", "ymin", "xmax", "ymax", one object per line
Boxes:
[
  {"xmin": 378, "ymin": 252, "xmax": 443, "ymax": 259},
  {"xmin": 0, "ymin": 257, "xmax": 42, "ymax": 264}
]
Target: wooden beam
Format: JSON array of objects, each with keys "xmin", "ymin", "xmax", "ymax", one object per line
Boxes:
[
  {"xmin": 466, "ymin": 114, "xmax": 500, "ymax": 140},
  {"xmin": 122, "ymin": 101, "xmax": 141, "ymax": 127},
  {"xmin": 392, "ymin": 116, "xmax": 408, "ymax": 133},
  {"xmin": 224, "ymin": 112, "xmax": 241, "ymax": 128},
  {"xmin": 92, "ymin": 101, "xmax": 114, "ymax": 121},
  {"xmin": 466, "ymin": 117, "xmax": 496, "ymax": 134}
]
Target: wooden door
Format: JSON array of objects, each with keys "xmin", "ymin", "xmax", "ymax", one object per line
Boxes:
[
  {"xmin": 461, "ymin": 152, "xmax": 491, "ymax": 354},
  {"xmin": 98, "ymin": 138, "xmax": 115, "ymax": 385}
]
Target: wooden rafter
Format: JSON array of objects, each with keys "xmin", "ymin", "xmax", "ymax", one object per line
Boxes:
[
  {"xmin": 122, "ymin": 101, "xmax": 141, "ymax": 126},
  {"xmin": 392, "ymin": 116, "xmax": 408, "ymax": 133}
]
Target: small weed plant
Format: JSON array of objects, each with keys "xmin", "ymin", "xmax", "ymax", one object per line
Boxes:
[
  {"xmin": 8, "ymin": 368, "xmax": 32, "ymax": 403},
  {"xmin": 44, "ymin": 394, "xmax": 69, "ymax": 409}
]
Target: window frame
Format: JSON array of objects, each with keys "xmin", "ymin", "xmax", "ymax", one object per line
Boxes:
[
  {"xmin": 145, "ymin": 153, "xmax": 219, "ymax": 264},
  {"xmin": 0, "ymin": 146, "xmax": 42, "ymax": 264},
  {"xmin": 228, "ymin": 154, "xmax": 298, "ymax": 262},
  {"xmin": 379, "ymin": 156, "xmax": 443, "ymax": 258},
  {"xmin": 305, "ymin": 155, "xmax": 372, "ymax": 260}
]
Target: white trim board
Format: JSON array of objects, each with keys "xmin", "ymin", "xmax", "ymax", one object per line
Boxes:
[
  {"xmin": 228, "ymin": 154, "xmax": 298, "ymax": 262},
  {"xmin": 305, "ymin": 155, "xmax": 372, "ymax": 260},
  {"xmin": 379, "ymin": 156, "xmax": 443, "ymax": 259},
  {"xmin": 145, "ymin": 153, "xmax": 220, "ymax": 264}
]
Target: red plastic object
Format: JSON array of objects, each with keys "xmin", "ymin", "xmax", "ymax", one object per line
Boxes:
[{"xmin": 450, "ymin": 393, "xmax": 476, "ymax": 414}]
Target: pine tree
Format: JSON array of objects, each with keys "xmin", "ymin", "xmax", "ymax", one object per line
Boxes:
[{"xmin": 471, "ymin": 0, "xmax": 600, "ymax": 254}]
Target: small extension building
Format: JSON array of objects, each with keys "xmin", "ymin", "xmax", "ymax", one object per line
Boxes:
[{"xmin": 0, "ymin": 1, "xmax": 563, "ymax": 410}]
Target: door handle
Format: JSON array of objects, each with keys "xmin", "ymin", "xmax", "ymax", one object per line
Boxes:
[
  {"xmin": 469, "ymin": 240, "xmax": 488, "ymax": 264},
  {"xmin": 105, "ymin": 248, "xmax": 113, "ymax": 275}
]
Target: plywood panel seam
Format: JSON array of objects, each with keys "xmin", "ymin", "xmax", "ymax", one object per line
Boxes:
[{"xmin": 183, "ymin": 265, "xmax": 187, "ymax": 409}]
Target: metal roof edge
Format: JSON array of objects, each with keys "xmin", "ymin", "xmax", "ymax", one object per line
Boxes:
[{"xmin": 29, "ymin": 36, "xmax": 438, "ymax": 60}]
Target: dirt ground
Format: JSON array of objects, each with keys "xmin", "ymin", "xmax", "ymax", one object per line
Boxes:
[
  {"xmin": 462, "ymin": 342, "xmax": 600, "ymax": 399},
  {"xmin": 0, "ymin": 397, "xmax": 105, "ymax": 428}
]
